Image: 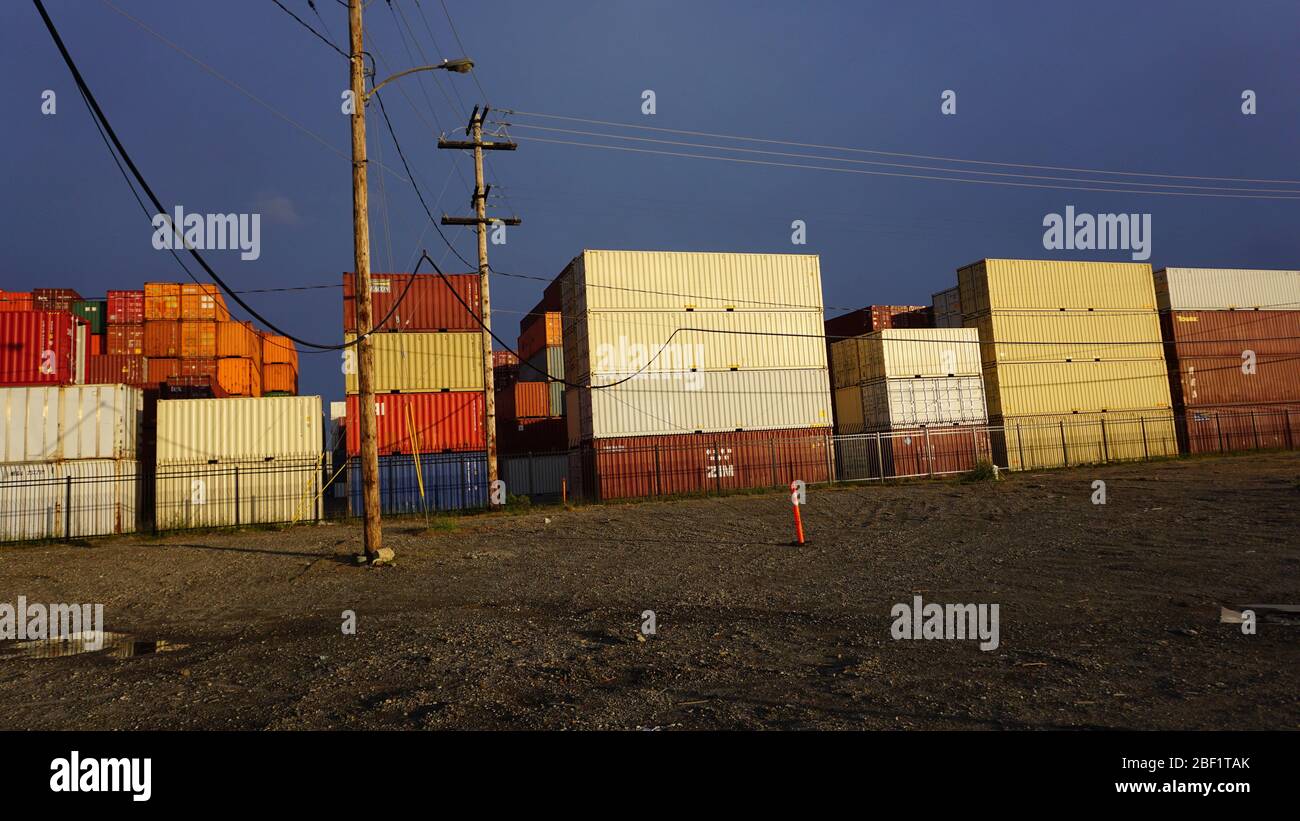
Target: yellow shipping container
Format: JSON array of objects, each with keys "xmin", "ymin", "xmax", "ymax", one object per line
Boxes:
[
  {"xmin": 995, "ymin": 411, "xmax": 1178, "ymax": 471},
  {"xmin": 560, "ymin": 249, "xmax": 824, "ymax": 313},
  {"xmin": 154, "ymin": 457, "xmax": 322, "ymax": 529},
  {"xmin": 830, "ymin": 328, "xmax": 981, "ymax": 388},
  {"xmin": 343, "ymin": 332, "xmax": 482, "ymax": 394},
  {"xmin": 982, "ymin": 359, "xmax": 1172, "ymax": 417},
  {"xmin": 155, "ymin": 396, "xmax": 323, "ymax": 463},
  {"xmin": 967, "ymin": 311, "xmax": 1164, "ymax": 365},
  {"xmin": 958, "ymin": 259, "xmax": 1157, "ymax": 314}
]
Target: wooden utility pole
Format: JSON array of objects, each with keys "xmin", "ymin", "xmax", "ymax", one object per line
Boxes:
[
  {"xmin": 439, "ymin": 107, "xmax": 520, "ymax": 496},
  {"xmin": 348, "ymin": 0, "xmax": 389, "ymax": 563}
]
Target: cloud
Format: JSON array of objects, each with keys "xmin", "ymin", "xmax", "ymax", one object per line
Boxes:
[{"xmin": 251, "ymin": 192, "xmax": 303, "ymax": 226}]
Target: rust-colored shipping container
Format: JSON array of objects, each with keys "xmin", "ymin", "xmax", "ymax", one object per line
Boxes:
[
  {"xmin": 0, "ymin": 291, "xmax": 35, "ymax": 312},
  {"xmin": 85, "ymin": 354, "xmax": 147, "ymax": 387},
  {"xmin": 1178, "ymin": 403, "xmax": 1300, "ymax": 454},
  {"xmin": 179, "ymin": 357, "xmax": 217, "ymax": 380},
  {"xmin": 144, "ymin": 282, "xmax": 181, "ymax": 320},
  {"xmin": 32, "ymin": 288, "xmax": 82, "ymax": 313},
  {"xmin": 143, "ymin": 320, "xmax": 181, "ymax": 357},
  {"xmin": 106, "ymin": 290, "xmax": 145, "ymax": 324},
  {"xmin": 493, "ymin": 349, "xmax": 519, "ymax": 368},
  {"xmin": 345, "ymin": 391, "xmax": 485, "ymax": 456},
  {"xmin": 261, "ymin": 334, "xmax": 298, "ymax": 368},
  {"xmin": 1162, "ymin": 310, "xmax": 1300, "ymax": 407},
  {"xmin": 180, "ymin": 320, "xmax": 217, "ymax": 358},
  {"xmin": 879, "ymin": 425, "xmax": 993, "ymax": 478},
  {"xmin": 497, "ymin": 416, "xmax": 567, "ymax": 454},
  {"xmin": 518, "ymin": 311, "xmax": 562, "ymax": 361},
  {"xmin": 824, "ymin": 305, "xmax": 931, "ymax": 341},
  {"xmin": 263, "ymin": 362, "xmax": 297, "ymax": 394},
  {"xmin": 216, "ymin": 357, "xmax": 262, "ymax": 397},
  {"xmin": 147, "ymin": 357, "xmax": 181, "ymax": 384},
  {"xmin": 180, "ymin": 283, "xmax": 230, "ymax": 321},
  {"xmin": 342, "ymin": 272, "xmax": 481, "ymax": 332},
  {"xmin": 0, "ymin": 311, "xmax": 81, "ymax": 385},
  {"xmin": 107, "ymin": 323, "xmax": 145, "ymax": 356},
  {"xmin": 578, "ymin": 428, "xmax": 832, "ymax": 501},
  {"xmin": 498, "ymin": 381, "xmax": 551, "ymax": 420},
  {"xmin": 216, "ymin": 321, "xmax": 262, "ymax": 361}
]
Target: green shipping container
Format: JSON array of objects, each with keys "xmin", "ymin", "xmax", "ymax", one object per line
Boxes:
[{"xmin": 72, "ymin": 300, "xmax": 108, "ymax": 335}]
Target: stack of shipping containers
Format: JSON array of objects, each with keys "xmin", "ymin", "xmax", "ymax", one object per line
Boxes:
[
  {"xmin": 931, "ymin": 287, "xmax": 962, "ymax": 329},
  {"xmin": 957, "ymin": 259, "xmax": 1177, "ymax": 470},
  {"xmin": 342, "ymin": 272, "xmax": 487, "ymax": 513},
  {"xmin": 96, "ymin": 289, "xmax": 148, "ymax": 388},
  {"xmin": 261, "ymin": 333, "xmax": 299, "ymax": 396},
  {"xmin": 154, "ymin": 396, "xmax": 322, "ymax": 528},
  {"xmin": 560, "ymin": 250, "xmax": 833, "ymax": 500},
  {"xmin": 829, "ymin": 328, "xmax": 990, "ymax": 476},
  {"xmin": 499, "ymin": 284, "xmax": 566, "ymax": 454},
  {"xmin": 0, "ymin": 385, "xmax": 142, "ymax": 539},
  {"xmin": 1155, "ymin": 268, "xmax": 1300, "ymax": 452}
]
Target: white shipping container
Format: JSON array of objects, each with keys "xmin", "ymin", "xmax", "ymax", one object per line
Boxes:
[
  {"xmin": 932, "ymin": 286, "xmax": 962, "ymax": 328},
  {"xmin": 831, "ymin": 329, "xmax": 981, "ymax": 388},
  {"xmin": 1154, "ymin": 268, "xmax": 1300, "ymax": 311},
  {"xmin": 0, "ymin": 385, "xmax": 142, "ymax": 463},
  {"xmin": 571, "ymin": 368, "xmax": 832, "ymax": 441},
  {"xmin": 154, "ymin": 458, "xmax": 322, "ymax": 529},
  {"xmin": 0, "ymin": 459, "xmax": 140, "ymax": 540},
  {"xmin": 835, "ymin": 376, "xmax": 988, "ymax": 432},
  {"xmin": 156, "ymin": 395, "xmax": 323, "ymax": 463}
]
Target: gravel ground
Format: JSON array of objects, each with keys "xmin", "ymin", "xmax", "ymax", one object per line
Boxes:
[{"xmin": 1, "ymin": 451, "xmax": 1297, "ymax": 730}]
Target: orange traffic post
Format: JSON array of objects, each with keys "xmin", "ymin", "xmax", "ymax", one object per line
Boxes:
[{"xmin": 790, "ymin": 481, "xmax": 805, "ymax": 546}]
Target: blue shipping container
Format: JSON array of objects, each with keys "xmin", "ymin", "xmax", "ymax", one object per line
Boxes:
[{"xmin": 348, "ymin": 452, "xmax": 488, "ymax": 514}]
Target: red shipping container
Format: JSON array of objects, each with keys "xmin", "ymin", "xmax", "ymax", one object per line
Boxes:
[
  {"xmin": 85, "ymin": 354, "xmax": 147, "ymax": 386},
  {"xmin": 144, "ymin": 320, "xmax": 181, "ymax": 357},
  {"xmin": 345, "ymin": 392, "xmax": 485, "ymax": 456},
  {"xmin": 880, "ymin": 425, "xmax": 993, "ymax": 478},
  {"xmin": 579, "ymin": 428, "xmax": 831, "ymax": 501},
  {"xmin": 343, "ymin": 272, "xmax": 481, "ymax": 332},
  {"xmin": 518, "ymin": 311, "xmax": 562, "ymax": 362},
  {"xmin": 498, "ymin": 381, "xmax": 550, "ymax": 420},
  {"xmin": 1162, "ymin": 310, "xmax": 1300, "ymax": 407},
  {"xmin": 1179, "ymin": 404, "xmax": 1300, "ymax": 454},
  {"xmin": 89, "ymin": 334, "xmax": 103, "ymax": 356},
  {"xmin": 107, "ymin": 323, "xmax": 145, "ymax": 356},
  {"xmin": 824, "ymin": 305, "xmax": 931, "ymax": 341},
  {"xmin": 492, "ymin": 349, "xmax": 518, "ymax": 368},
  {"xmin": 0, "ymin": 311, "xmax": 81, "ymax": 385},
  {"xmin": 107, "ymin": 290, "xmax": 145, "ymax": 324},
  {"xmin": 32, "ymin": 288, "xmax": 82, "ymax": 313},
  {"xmin": 0, "ymin": 290, "xmax": 35, "ymax": 312}
]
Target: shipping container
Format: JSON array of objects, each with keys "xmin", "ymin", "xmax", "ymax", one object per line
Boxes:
[
  {"xmin": 932, "ymin": 287, "xmax": 962, "ymax": 329},
  {"xmin": 569, "ymin": 367, "xmax": 833, "ymax": 444},
  {"xmin": 958, "ymin": 259, "xmax": 1157, "ymax": 314},
  {"xmin": 497, "ymin": 416, "xmax": 566, "ymax": 454},
  {"xmin": 982, "ymin": 359, "xmax": 1173, "ymax": 417},
  {"xmin": 577, "ymin": 428, "xmax": 831, "ymax": 501},
  {"xmin": 968, "ymin": 311, "xmax": 1165, "ymax": 365},
  {"xmin": 0, "ymin": 311, "xmax": 83, "ymax": 386},
  {"xmin": 146, "ymin": 357, "xmax": 180, "ymax": 385},
  {"xmin": 499, "ymin": 381, "xmax": 550, "ymax": 420},
  {"xmin": 263, "ymin": 363, "xmax": 297, "ymax": 395},
  {"xmin": 347, "ymin": 452, "xmax": 487, "ymax": 514},
  {"xmin": 143, "ymin": 320, "xmax": 181, "ymax": 357},
  {"xmin": 85, "ymin": 355, "xmax": 147, "ymax": 388},
  {"xmin": 500, "ymin": 450, "xmax": 569, "ymax": 498},
  {"xmin": 155, "ymin": 395, "xmax": 321, "ymax": 463},
  {"xmin": 1161, "ymin": 310, "xmax": 1300, "ymax": 408},
  {"xmin": 492, "ymin": 350, "xmax": 518, "ymax": 368},
  {"xmin": 992, "ymin": 411, "xmax": 1178, "ymax": 471},
  {"xmin": 179, "ymin": 357, "xmax": 217, "ymax": 380},
  {"xmin": 216, "ymin": 321, "xmax": 262, "ymax": 360},
  {"xmin": 107, "ymin": 323, "xmax": 144, "ymax": 356},
  {"xmin": 215, "ymin": 358, "xmax": 262, "ymax": 397},
  {"xmin": 72, "ymin": 300, "xmax": 107, "ymax": 335},
  {"xmin": 559, "ymin": 250, "xmax": 823, "ymax": 312},
  {"xmin": 343, "ymin": 272, "xmax": 481, "ymax": 332},
  {"xmin": 520, "ymin": 345, "xmax": 564, "ymax": 383},
  {"xmin": 824, "ymin": 305, "xmax": 930, "ymax": 340},
  {"xmin": 106, "ymin": 290, "xmax": 144, "ymax": 324},
  {"xmin": 143, "ymin": 282, "xmax": 181, "ymax": 320},
  {"xmin": 0, "ymin": 459, "xmax": 140, "ymax": 540},
  {"xmin": 0, "ymin": 385, "xmax": 142, "ymax": 462},
  {"xmin": 880, "ymin": 425, "xmax": 993, "ymax": 478},
  {"xmin": 1155, "ymin": 268, "xmax": 1300, "ymax": 312},
  {"xmin": 1177, "ymin": 403, "xmax": 1300, "ymax": 454},
  {"xmin": 33, "ymin": 288, "xmax": 82, "ymax": 313},
  {"xmin": 180, "ymin": 320, "xmax": 217, "ymax": 358},
  {"xmin": 180, "ymin": 283, "xmax": 230, "ymax": 321},
  {"xmin": 833, "ymin": 376, "xmax": 988, "ymax": 433},
  {"xmin": 830, "ymin": 328, "xmax": 981, "ymax": 388},
  {"xmin": 342, "ymin": 331, "xmax": 483, "ymax": 393},
  {"xmin": 518, "ymin": 310, "xmax": 562, "ymax": 361},
  {"xmin": 0, "ymin": 290, "xmax": 35, "ymax": 313},
  {"xmin": 154, "ymin": 457, "xmax": 321, "ymax": 529},
  {"xmin": 261, "ymin": 334, "xmax": 298, "ymax": 368},
  {"xmin": 344, "ymin": 392, "xmax": 484, "ymax": 456}
]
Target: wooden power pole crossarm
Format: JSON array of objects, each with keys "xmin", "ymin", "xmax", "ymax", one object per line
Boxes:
[{"xmin": 348, "ymin": 0, "xmax": 389, "ymax": 564}]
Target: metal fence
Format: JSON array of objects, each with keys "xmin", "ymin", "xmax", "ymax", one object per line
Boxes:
[{"xmin": 2, "ymin": 408, "xmax": 1297, "ymax": 543}]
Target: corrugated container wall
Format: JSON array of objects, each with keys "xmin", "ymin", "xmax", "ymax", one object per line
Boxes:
[
  {"xmin": 342, "ymin": 273, "xmax": 481, "ymax": 332},
  {"xmin": 342, "ymin": 332, "xmax": 482, "ymax": 393},
  {"xmin": 348, "ymin": 453, "xmax": 487, "ymax": 513},
  {"xmin": 345, "ymin": 392, "xmax": 484, "ymax": 456},
  {"xmin": 932, "ymin": 287, "xmax": 962, "ymax": 329},
  {"xmin": 107, "ymin": 290, "xmax": 145, "ymax": 324},
  {"xmin": 830, "ymin": 328, "xmax": 981, "ymax": 387},
  {"xmin": 1161, "ymin": 310, "xmax": 1300, "ymax": 407},
  {"xmin": 0, "ymin": 385, "xmax": 142, "ymax": 462},
  {"xmin": 958, "ymin": 259, "xmax": 1158, "ymax": 313},
  {"xmin": 143, "ymin": 282, "xmax": 181, "ymax": 320},
  {"xmin": 155, "ymin": 395, "xmax": 322, "ymax": 463},
  {"xmin": 0, "ymin": 311, "xmax": 82, "ymax": 386},
  {"xmin": 1154, "ymin": 268, "xmax": 1300, "ymax": 312},
  {"xmin": 834, "ymin": 377, "xmax": 988, "ymax": 432},
  {"xmin": 0, "ymin": 459, "xmax": 139, "ymax": 539}
]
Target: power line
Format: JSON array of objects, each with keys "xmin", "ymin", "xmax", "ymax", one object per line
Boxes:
[{"xmin": 269, "ymin": 0, "xmax": 348, "ymax": 58}]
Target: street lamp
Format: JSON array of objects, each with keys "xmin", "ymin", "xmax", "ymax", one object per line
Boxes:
[{"xmin": 368, "ymin": 58, "xmax": 474, "ymax": 98}]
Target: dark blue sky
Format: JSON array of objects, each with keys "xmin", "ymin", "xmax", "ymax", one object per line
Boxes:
[{"xmin": 4, "ymin": 0, "xmax": 1297, "ymax": 401}]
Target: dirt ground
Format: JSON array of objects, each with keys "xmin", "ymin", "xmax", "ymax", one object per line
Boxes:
[{"xmin": 1, "ymin": 452, "xmax": 1297, "ymax": 730}]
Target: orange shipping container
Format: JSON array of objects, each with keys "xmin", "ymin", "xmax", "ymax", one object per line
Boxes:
[
  {"xmin": 263, "ymin": 362, "xmax": 298, "ymax": 394},
  {"xmin": 180, "ymin": 283, "xmax": 231, "ymax": 321},
  {"xmin": 147, "ymin": 357, "xmax": 181, "ymax": 384},
  {"xmin": 216, "ymin": 357, "xmax": 262, "ymax": 396},
  {"xmin": 89, "ymin": 334, "xmax": 103, "ymax": 356},
  {"xmin": 180, "ymin": 320, "xmax": 217, "ymax": 358},
  {"xmin": 261, "ymin": 333, "xmax": 298, "ymax": 368},
  {"xmin": 216, "ymin": 321, "xmax": 261, "ymax": 360},
  {"xmin": 144, "ymin": 282, "xmax": 181, "ymax": 320},
  {"xmin": 107, "ymin": 323, "xmax": 144, "ymax": 356},
  {"xmin": 143, "ymin": 320, "xmax": 181, "ymax": 357},
  {"xmin": 0, "ymin": 290, "xmax": 35, "ymax": 312},
  {"xmin": 518, "ymin": 311, "xmax": 562, "ymax": 361},
  {"xmin": 180, "ymin": 357, "xmax": 217, "ymax": 379}
]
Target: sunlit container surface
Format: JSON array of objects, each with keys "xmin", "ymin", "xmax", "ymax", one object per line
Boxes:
[
  {"xmin": 0, "ymin": 385, "xmax": 142, "ymax": 462},
  {"xmin": 216, "ymin": 358, "xmax": 261, "ymax": 397},
  {"xmin": 143, "ymin": 282, "xmax": 181, "ymax": 320},
  {"xmin": 830, "ymin": 329, "xmax": 981, "ymax": 388},
  {"xmin": 0, "ymin": 311, "xmax": 82, "ymax": 386},
  {"xmin": 180, "ymin": 320, "xmax": 217, "ymax": 358},
  {"xmin": 1162, "ymin": 310, "xmax": 1300, "ymax": 407},
  {"xmin": 106, "ymin": 290, "xmax": 144, "ymax": 324},
  {"xmin": 342, "ymin": 273, "xmax": 481, "ymax": 333},
  {"xmin": 834, "ymin": 376, "xmax": 987, "ymax": 432},
  {"xmin": 570, "ymin": 368, "xmax": 832, "ymax": 442},
  {"xmin": 154, "ymin": 458, "xmax": 321, "ymax": 529},
  {"xmin": 85, "ymin": 355, "xmax": 147, "ymax": 388},
  {"xmin": 499, "ymin": 381, "xmax": 550, "ymax": 420},
  {"xmin": 568, "ymin": 310, "xmax": 826, "ymax": 381},
  {"xmin": 560, "ymin": 250, "xmax": 823, "ymax": 312},
  {"xmin": 1155, "ymin": 268, "xmax": 1300, "ymax": 312},
  {"xmin": 968, "ymin": 311, "xmax": 1165, "ymax": 365},
  {"xmin": 263, "ymin": 363, "xmax": 297, "ymax": 394},
  {"xmin": 0, "ymin": 459, "xmax": 140, "ymax": 540},
  {"xmin": 342, "ymin": 332, "xmax": 482, "ymax": 393},
  {"xmin": 345, "ymin": 392, "xmax": 484, "ymax": 456},
  {"xmin": 180, "ymin": 283, "xmax": 230, "ymax": 321},
  {"xmin": 1179, "ymin": 404, "xmax": 1300, "ymax": 454},
  {"xmin": 958, "ymin": 259, "xmax": 1157, "ymax": 313},
  {"xmin": 994, "ymin": 411, "xmax": 1178, "ymax": 471},
  {"xmin": 143, "ymin": 320, "xmax": 181, "ymax": 357},
  {"xmin": 518, "ymin": 311, "xmax": 562, "ymax": 361},
  {"xmin": 216, "ymin": 321, "xmax": 261, "ymax": 359},
  {"xmin": 348, "ymin": 452, "xmax": 487, "ymax": 514},
  {"xmin": 982, "ymin": 359, "xmax": 1172, "ymax": 417},
  {"xmin": 107, "ymin": 323, "xmax": 144, "ymax": 356},
  {"xmin": 155, "ymin": 395, "xmax": 322, "ymax": 463}
]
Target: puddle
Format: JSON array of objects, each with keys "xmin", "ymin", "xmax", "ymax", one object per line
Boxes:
[
  {"xmin": 1220, "ymin": 604, "xmax": 1300, "ymax": 626},
  {"xmin": 0, "ymin": 631, "xmax": 188, "ymax": 660}
]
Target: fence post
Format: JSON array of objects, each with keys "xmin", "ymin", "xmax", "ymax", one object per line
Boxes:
[
  {"xmin": 1216, "ymin": 413, "xmax": 1224, "ymax": 453},
  {"xmin": 234, "ymin": 466, "xmax": 241, "ymax": 527},
  {"xmin": 1286, "ymin": 409, "xmax": 1294, "ymax": 450},
  {"xmin": 713, "ymin": 438, "xmax": 722, "ymax": 495},
  {"xmin": 1016, "ymin": 423, "xmax": 1024, "ymax": 471},
  {"xmin": 769, "ymin": 439, "xmax": 777, "ymax": 488},
  {"xmin": 1099, "ymin": 417, "xmax": 1109, "ymax": 463},
  {"xmin": 653, "ymin": 442, "xmax": 662, "ymax": 496},
  {"xmin": 64, "ymin": 475, "xmax": 72, "ymax": 539},
  {"xmin": 527, "ymin": 451, "xmax": 535, "ymax": 497},
  {"xmin": 1251, "ymin": 411, "xmax": 1260, "ymax": 450},
  {"xmin": 1059, "ymin": 421, "xmax": 1069, "ymax": 467},
  {"xmin": 824, "ymin": 432, "xmax": 834, "ymax": 483},
  {"xmin": 1140, "ymin": 416, "xmax": 1149, "ymax": 460},
  {"xmin": 875, "ymin": 431, "xmax": 885, "ymax": 482},
  {"xmin": 924, "ymin": 427, "xmax": 933, "ymax": 477}
]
